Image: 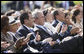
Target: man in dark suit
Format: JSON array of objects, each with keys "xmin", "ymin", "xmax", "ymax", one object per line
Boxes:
[
  {"xmin": 51, "ymin": 9, "xmax": 72, "ymax": 40},
  {"xmin": 14, "ymin": 11, "xmax": 36, "ymax": 53},
  {"xmin": 16, "ymin": 11, "xmax": 35, "ymax": 40},
  {"xmin": 32, "ymin": 10, "xmax": 53, "ymax": 41},
  {"xmin": 51, "ymin": 9, "xmax": 59, "ymax": 27},
  {"xmin": 51, "ymin": 9, "xmax": 65, "ymax": 27},
  {"xmin": 15, "ymin": 11, "xmax": 46, "ymax": 53}
]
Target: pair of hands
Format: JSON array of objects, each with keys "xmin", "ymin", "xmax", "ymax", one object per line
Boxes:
[
  {"xmin": 14, "ymin": 33, "xmax": 32, "ymax": 49},
  {"xmin": 60, "ymin": 24, "xmax": 68, "ymax": 33},
  {"xmin": 70, "ymin": 27, "xmax": 82, "ymax": 35},
  {"xmin": 55, "ymin": 22, "xmax": 68, "ymax": 34},
  {"xmin": 15, "ymin": 32, "xmax": 41, "ymax": 49}
]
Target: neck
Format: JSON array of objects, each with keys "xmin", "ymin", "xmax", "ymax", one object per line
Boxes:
[{"xmin": 24, "ymin": 24, "xmax": 33, "ymax": 28}]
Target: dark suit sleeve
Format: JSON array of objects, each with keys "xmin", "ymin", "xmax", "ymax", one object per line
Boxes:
[
  {"xmin": 28, "ymin": 39, "xmax": 46, "ymax": 51},
  {"xmin": 52, "ymin": 33, "xmax": 63, "ymax": 41},
  {"xmin": 60, "ymin": 36, "xmax": 83, "ymax": 53}
]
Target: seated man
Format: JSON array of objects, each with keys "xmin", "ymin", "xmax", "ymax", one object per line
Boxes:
[
  {"xmin": 16, "ymin": 11, "xmax": 35, "ymax": 40},
  {"xmin": 32, "ymin": 9, "xmax": 52, "ymax": 41}
]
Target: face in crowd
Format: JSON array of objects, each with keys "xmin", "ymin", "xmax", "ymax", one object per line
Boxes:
[{"xmin": 34, "ymin": 12, "xmax": 45, "ymax": 25}]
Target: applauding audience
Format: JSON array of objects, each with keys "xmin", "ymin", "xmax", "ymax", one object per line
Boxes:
[{"xmin": 1, "ymin": 2, "xmax": 83, "ymax": 53}]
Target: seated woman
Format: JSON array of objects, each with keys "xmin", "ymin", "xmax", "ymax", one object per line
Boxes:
[
  {"xmin": 1, "ymin": 15, "xmax": 31, "ymax": 53},
  {"xmin": 1, "ymin": 15, "xmax": 15, "ymax": 53},
  {"xmin": 70, "ymin": 7, "xmax": 83, "ymax": 30}
]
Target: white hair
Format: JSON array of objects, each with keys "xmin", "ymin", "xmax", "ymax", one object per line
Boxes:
[{"xmin": 32, "ymin": 9, "xmax": 42, "ymax": 19}]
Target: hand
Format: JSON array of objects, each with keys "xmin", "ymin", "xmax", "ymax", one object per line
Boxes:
[
  {"xmin": 70, "ymin": 27, "xmax": 79, "ymax": 34},
  {"xmin": 22, "ymin": 33, "xmax": 33, "ymax": 45},
  {"xmin": 42, "ymin": 37, "xmax": 53, "ymax": 43},
  {"xmin": 49, "ymin": 41, "xmax": 56, "ymax": 46},
  {"xmin": 14, "ymin": 37, "xmax": 25, "ymax": 49},
  {"xmin": 35, "ymin": 32, "xmax": 41, "ymax": 42},
  {"xmin": 1, "ymin": 41, "xmax": 11, "ymax": 49},
  {"xmin": 78, "ymin": 31, "xmax": 83, "ymax": 36},
  {"xmin": 55, "ymin": 22, "xmax": 62, "ymax": 33},
  {"xmin": 60, "ymin": 24, "xmax": 68, "ymax": 33}
]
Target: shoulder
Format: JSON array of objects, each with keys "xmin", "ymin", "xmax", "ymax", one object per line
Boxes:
[
  {"xmin": 33, "ymin": 26, "xmax": 39, "ymax": 32},
  {"xmin": 17, "ymin": 25, "xmax": 27, "ymax": 32}
]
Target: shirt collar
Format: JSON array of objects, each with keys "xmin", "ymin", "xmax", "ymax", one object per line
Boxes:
[{"xmin": 23, "ymin": 24, "xmax": 30, "ymax": 30}]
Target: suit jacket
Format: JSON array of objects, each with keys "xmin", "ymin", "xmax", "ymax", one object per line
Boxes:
[
  {"xmin": 16, "ymin": 25, "xmax": 35, "ymax": 40},
  {"xmin": 42, "ymin": 42, "xmax": 63, "ymax": 53},
  {"xmin": 60, "ymin": 35, "xmax": 83, "ymax": 53},
  {"xmin": 43, "ymin": 35, "xmax": 83, "ymax": 53},
  {"xmin": 34, "ymin": 25, "xmax": 52, "ymax": 41}
]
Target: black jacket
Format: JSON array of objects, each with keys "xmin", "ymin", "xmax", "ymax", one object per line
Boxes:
[
  {"xmin": 16, "ymin": 25, "xmax": 35, "ymax": 40},
  {"xmin": 60, "ymin": 35, "xmax": 83, "ymax": 53}
]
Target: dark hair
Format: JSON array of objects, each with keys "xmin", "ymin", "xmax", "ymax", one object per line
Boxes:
[
  {"xmin": 52, "ymin": 10, "xmax": 59, "ymax": 20},
  {"xmin": 1, "ymin": 15, "xmax": 9, "ymax": 30},
  {"xmin": 65, "ymin": 13, "xmax": 68, "ymax": 18},
  {"xmin": 43, "ymin": 9, "xmax": 48, "ymax": 16},
  {"xmin": 72, "ymin": 9, "xmax": 80, "ymax": 23},
  {"xmin": 5, "ymin": 10, "xmax": 15, "ymax": 16},
  {"xmin": 43, "ymin": 9, "xmax": 48, "ymax": 21},
  {"xmin": 20, "ymin": 12, "xmax": 29, "ymax": 24}
]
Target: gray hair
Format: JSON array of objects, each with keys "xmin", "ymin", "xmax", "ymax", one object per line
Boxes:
[{"xmin": 32, "ymin": 9, "xmax": 42, "ymax": 19}]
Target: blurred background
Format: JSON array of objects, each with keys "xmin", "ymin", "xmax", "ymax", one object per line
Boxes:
[{"xmin": 1, "ymin": 1, "xmax": 83, "ymax": 14}]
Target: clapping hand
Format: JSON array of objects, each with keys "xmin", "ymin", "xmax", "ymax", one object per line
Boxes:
[
  {"xmin": 55, "ymin": 22, "xmax": 62, "ymax": 33},
  {"xmin": 35, "ymin": 32, "xmax": 41, "ymax": 42},
  {"xmin": 49, "ymin": 41, "xmax": 56, "ymax": 46},
  {"xmin": 14, "ymin": 37, "xmax": 25, "ymax": 49},
  {"xmin": 21, "ymin": 33, "xmax": 33, "ymax": 45},
  {"xmin": 15, "ymin": 33, "xmax": 32, "ymax": 49},
  {"xmin": 60, "ymin": 24, "xmax": 68, "ymax": 33},
  {"xmin": 42, "ymin": 37, "xmax": 53, "ymax": 43},
  {"xmin": 70, "ymin": 27, "xmax": 79, "ymax": 35}
]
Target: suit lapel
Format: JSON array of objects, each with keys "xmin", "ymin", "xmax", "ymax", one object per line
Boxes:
[{"xmin": 36, "ymin": 26, "xmax": 51, "ymax": 35}]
